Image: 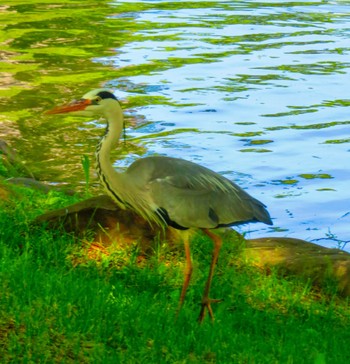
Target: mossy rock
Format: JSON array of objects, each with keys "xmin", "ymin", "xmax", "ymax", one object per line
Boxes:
[{"xmin": 244, "ymin": 237, "xmax": 350, "ymax": 296}]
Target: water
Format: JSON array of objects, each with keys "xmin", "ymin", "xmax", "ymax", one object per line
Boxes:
[{"xmin": 1, "ymin": 0, "xmax": 349, "ymax": 249}]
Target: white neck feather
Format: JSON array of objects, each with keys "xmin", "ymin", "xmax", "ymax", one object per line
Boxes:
[
  {"xmin": 94, "ymin": 101, "xmax": 163, "ymax": 225},
  {"xmin": 95, "ymin": 103, "xmax": 126, "ymax": 207}
]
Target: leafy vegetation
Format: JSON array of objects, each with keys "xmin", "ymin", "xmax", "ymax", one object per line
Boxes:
[{"xmin": 0, "ymin": 176, "xmax": 350, "ymax": 363}]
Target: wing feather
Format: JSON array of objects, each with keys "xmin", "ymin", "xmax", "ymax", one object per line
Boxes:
[{"xmin": 125, "ymin": 156, "xmax": 272, "ymax": 229}]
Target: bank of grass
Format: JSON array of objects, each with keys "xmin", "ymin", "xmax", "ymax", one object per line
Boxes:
[{"xmin": 0, "ymin": 184, "xmax": 350, "ymax": 363}]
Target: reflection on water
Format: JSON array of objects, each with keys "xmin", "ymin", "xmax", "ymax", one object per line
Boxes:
[{"xmin": 1, "ymin": 0, "xmax": 350, "ymax": 249}]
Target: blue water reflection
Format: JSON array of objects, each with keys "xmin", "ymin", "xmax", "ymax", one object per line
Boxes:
[{"xmin": 97, "ymin": 0, "xmax": 350, "ymax": 248}]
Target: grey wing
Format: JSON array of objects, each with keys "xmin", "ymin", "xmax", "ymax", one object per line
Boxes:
[
  {"xmin": 150, "ymin": 174, "xmax": 271, "ymax": 229},
  {"xmin": 127, "ymin": 156, "xmax": 272, "ymax": 229}
]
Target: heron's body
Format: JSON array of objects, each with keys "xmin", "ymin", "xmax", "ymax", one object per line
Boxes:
[
  {"xmin": 47, "ymin": 88, "xmax": 272, "ymax": 322},
  {"xmin": 101, "ymin": 154, "xmax": 271, "ymax": 230}
]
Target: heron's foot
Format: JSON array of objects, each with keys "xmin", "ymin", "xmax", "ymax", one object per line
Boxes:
[{"xmin": 198, "ymin": 297, "xmax": 223, "ymax": 323}]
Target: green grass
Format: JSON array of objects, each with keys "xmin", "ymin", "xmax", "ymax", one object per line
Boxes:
[{"xmin": 0, "ymin": 185, "xmax": 350, "ymax": 363}]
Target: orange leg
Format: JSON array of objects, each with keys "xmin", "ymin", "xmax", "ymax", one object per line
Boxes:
[
  {"xmin": 176, "ymin": 232, "xmax": 193, "ymax": 316},
  {"xmin": 198, "ymin": 228, "xmax": 223, "ymax": 323}
]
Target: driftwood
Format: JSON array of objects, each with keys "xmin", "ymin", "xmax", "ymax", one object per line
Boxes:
[
  {"xmin": 0, "ymin": 139, "xmax": 75, "ymax": 195},
  {"xmin": 6, "ymin": 177, "xmax": 75, "ymax": 195},
  {"xmin": 34, "ymin": 194, "xmax": 350, "ymax": 297}
]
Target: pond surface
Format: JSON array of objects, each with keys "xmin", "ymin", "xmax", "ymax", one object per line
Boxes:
[{"xmin": 1, "ymin": 0, "xmax": 350, "ymax": 249}]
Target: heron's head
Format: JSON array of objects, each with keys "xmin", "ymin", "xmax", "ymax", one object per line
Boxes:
[{"xmin": 46, "ymin": 89, "xmax": 121, "ymax": 118}]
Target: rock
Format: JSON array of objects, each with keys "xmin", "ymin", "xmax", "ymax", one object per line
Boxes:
[
  {"xmin": 34, "ymin": 195, "xmax": 183, "ymax": 253},
  {"xmin": 244, "ymin": 237, "xmax": 350, "ymax": 297}
]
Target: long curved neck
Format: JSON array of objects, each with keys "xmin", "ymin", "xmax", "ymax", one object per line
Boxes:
[{"xmin": 95, "ymin": 107, "xmax": 125, "ymax": 206}]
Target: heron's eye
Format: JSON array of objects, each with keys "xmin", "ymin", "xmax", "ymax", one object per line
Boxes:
[{"xmin": 95, "ymin": 96, "xmax": 102, "ymax": 103}]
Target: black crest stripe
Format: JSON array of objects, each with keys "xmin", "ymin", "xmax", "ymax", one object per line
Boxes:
[{"xmin": 97, "ymin": 91, "xmax": 117, "ymax": 100}]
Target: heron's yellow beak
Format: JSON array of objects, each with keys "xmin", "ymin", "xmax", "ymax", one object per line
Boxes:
[{"xmin": 46, "ymin": 98, "xmax": 92, "ymax": 114}]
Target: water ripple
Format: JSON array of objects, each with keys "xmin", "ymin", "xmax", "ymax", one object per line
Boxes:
[{"xmin": 104, "ymin": 0, "xmax": 350, "ymax": 247}]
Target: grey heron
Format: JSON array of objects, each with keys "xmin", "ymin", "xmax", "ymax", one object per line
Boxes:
[{"xmin": 47, "ymin": 89, "xmax": 273, "ymax": 322}]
